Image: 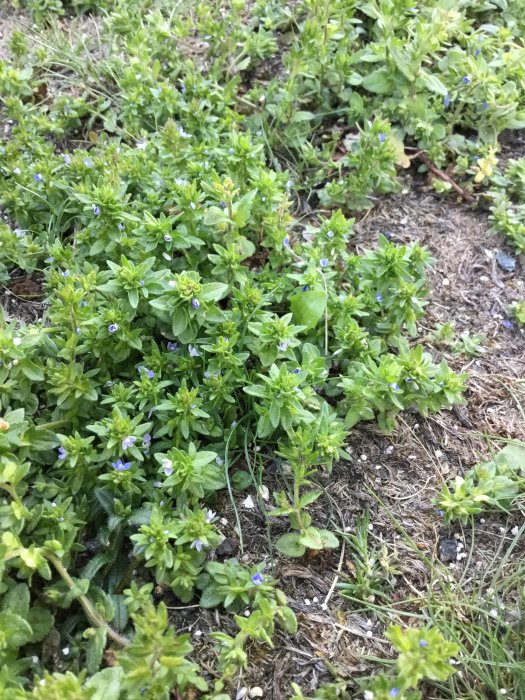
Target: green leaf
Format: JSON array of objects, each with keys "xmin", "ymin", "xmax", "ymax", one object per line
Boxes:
[
  {"xmin": 275, "ymin": 533, "xmax": 306, "ymax": 558},
  {"xmin": 85, "ymin": 626, "xmax": 107, "ymax": 674},
  {"xmin": 200, "ymin": 282, "xmax": 229, "ymax": 301},
  {"xmin": 128, "ymin": 288, "xmax": 139, "ymax": 309},
  {"xmin": 318, "ymin": 529, "xmax": 339, "ymax": 549},
  {"xmin": 290, "ymin": 290, "xmax": 327, "ymax": 330},
  {"xmin": 299, "ymin": 490, "xmax": 322, "ymax": 508},
  {"xmin": 86, "ymin": 668, "xmax": 123, "ymax": 700},
  {"xmin": 362, "ymin": 68, "xmax": 391, "ymax": 94},
  {"xmin": 419, "ymin": 71, "xmax": 448, "ymax": 96},
  {"xmin": 0, "ymin": 611, "xmax": 33, "ymax": 650},
  {"xmin": 298, "ymin": 526, "xmax": 324, "ymax": 550},
  {"xmin": 171, "ymin": 308, "xmax": 188, "ymax": 336},
  {"xmin": 27, "ymin": 607, "xmax": 54, "ymax": 642},
  {"xmin": 19, "ymin": 359, "xmax": 44, "ymax": 381},
  {"xmin": 199, "ymin": 586, "xmax": 224, "ymax": 608},
  {"xmin": 2, "ymin": 583, "xmax": 30, "ymax": 617}
]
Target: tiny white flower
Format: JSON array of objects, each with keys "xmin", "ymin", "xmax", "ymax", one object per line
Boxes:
[
  {"xmin": 62, "ymin": 646, "xmax": 70, "ymax": 656},
  {"xmin": 13, "ymin": 337, "xmax": 22, "ymax": 346}
]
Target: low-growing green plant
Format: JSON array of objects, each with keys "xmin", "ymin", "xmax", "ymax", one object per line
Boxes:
[
  {"xmin": 337, "ymin": 512, "xmax": 398, "ymax": 603},
  {"xmin": 510, "ymin": 300, "xmax": 525, "ymax": 326},
  {"xmin": 437, "ymin": 444, "xmax": 525, "ymax": 523}
]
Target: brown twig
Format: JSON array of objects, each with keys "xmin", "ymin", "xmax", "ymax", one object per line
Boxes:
[{"xmin": 410, "ymin": 151, "xmax": 475, "ymax": 203}]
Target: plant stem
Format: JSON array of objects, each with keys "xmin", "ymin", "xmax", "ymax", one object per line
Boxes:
[{"xmin": 46, "ymin": 554, "xmax": 129, "ymax": 648}]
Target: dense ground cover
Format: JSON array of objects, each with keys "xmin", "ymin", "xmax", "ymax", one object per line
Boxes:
[{"xmin": 0, "ymin": 1, "xmax": 524, "ymax": 698}]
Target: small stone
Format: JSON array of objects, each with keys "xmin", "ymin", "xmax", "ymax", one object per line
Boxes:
[
  {"xmin": 216, "ymin": 537, "xmax": 239, "ymax": 558},
  {"xmin": 250, "ymin": 689, "xmax": 264, "ymax": 699},
  {"xmin": 366, "ymin": 630, "xmax": 373, "ymax": 638},
  {"xmin": 511, "ymin": 526, "xmax": 519, "ymax": 536},
  {"xmin": 304, "ymin": 598, "xmax": 311, "ymax": 606},
  {"xmin": 435, "ymin": 450, "xmax": 443, "ymax": 459},
  {"xmin": 360, "ymin": 454, "xmax": 368, "ymax": 462},
  {"xmin": 312, "ymin": 596, "xmax": 318, "ymax": 603},
  {"xmin": 243, "ymin": 494, "xmax": 255, "ymax": 509},
  {"xmin": 480, "ymin": 518, "xmax": 485, "ymax": 524},
  {"xmin": 496, "ymin": 251, "xmax": 516, "ymax": 272},
  {"xmin": 385, "ymin": 445, "xmax": 394, "ymax": 455},
  {"xmin": 321, "ymin": 602, "xmax": 328, "ymax": 611},
  {"xmin": 438, "ymin": 538, "xmax": 457, "ymax": 563},
  {"xmin": 220, "ymin": 517, "xmax": 228, "ymax": 526},
  {"xmin": 194, "ymin": 629, "xmax": 202, "ymax": 637},
  {"xmin": 442, "ymin": 278, "xmax": 450, "ymax": 286}
]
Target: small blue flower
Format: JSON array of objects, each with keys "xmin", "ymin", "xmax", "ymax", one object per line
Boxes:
[
  {"xmin": 164, "ymin": 234, "xmax": 172, "ymax": 242},
  {"xmin": 13, "ymin": 167, "xmax": 21, "ymax": 175},
  {"xmin": 419, "ymin": 639, "xmax": 429, "ymax": 647},
  {"xmin": 190, "ymin": 539, "xmax": 204, "ymax": 552},
  {"xmin": 405, "ymin": 376, "xmax": 413, "ymax": 383},
  {"xmin": 108, "ymin": 323, "xmax": 119, "ymax": 333},
  {"xmin": 117, "ymin": 222, "xmax": 125, "ymax": 231},
  {"xmin": 302, "ymin": 285, "xmax": 309, "ymax": 291},
  {"xmin": 502, "ymin": 319, "xmax": 515, "ymax": 329},
  {"xmin": 293, "ymin": 368, "xmax": 301, "ymax": 374},
  {"xmin": 326, "ymin": 230, "xmax": 334, "ymax": 238},
  {"xmin": 113, "ymin": 459, "xmax": 131, "ymax": 472},
  {"xmin": 378, "ymin": 132, "xmax": 387, "ymax": 143},
  {"xmin": 122, "ymin": 435, "xmax": 137, "ymax": 450},
  {"xmin": 191, "ymin": 298, "xmax": 200, "ymax": 309},
  {"xmin": 320, "ymin": 258, "xmax": 329, "ymax": 268},
  {"xmin": 389, "ymin": 382, "xmax": 400, "ymax": 392},
  {"xmin": 474, "ymin": 49, "xmax": 481, "ymax": 57},
  {"xmin": 188, "ymin": 344, "xmax": 200, "ymax": 357},
  {"xmin": 215, "ymin": 456, "xmax": 224, "ymax": 466},
  {"xmin": 389, "ymin": 690, "xmax": 399, "ymax": 699},
  {"xmin": 83, "ymin": 158, "xmax": 93, "ymax": 168},
  {"xmin": 63, "ymin": 154, "xmax": 71, "ymax": 165},
  {"xmin": 139, "ymin": 280, "xmax": 145, "ymax": 287},
  {"xmin": 375, "ymin": 293, "xmax": 383, "ymax": 302},
  {"xmin": 283, "ymin": 235, "xmax": 290, "ymax": 247},
  {"xmin": 76, "ymin": 327, "xmax": 81, "ymax": 335},
  {"xmin": 167, "ymin": 341, "xmax": 178, "ymax": 351},
  {"xmin": 33, "ymin": 173, "xmax": 43, "ymax": 182},
  {"xmin": 228, "ymin": 148, "xmax": 235, "ymax": 155},
  {"xmin": 162, "ymin": 458, "xmax": 173, "ymax": 476},
  {"xmin": 143, "ymin": 433, "xmax": 151, "ymax": 446},
  {"xmin": 278, "ymin": 339, "xmax": 289, "ymax": 351},
  {"xmin": 205, "ymin": 509, "xmax": 216, "ymax": 523},
  {"xmin": 444, "ymin": 95, "xmax": 452, "ymax": 108},
  {"xmin": 204, "ymin": 371, "xmax": 211, "ymax": 379},
  {"xmin": 482, "ymin": 102, "xmax": 489, "ymax": 110},
  {"xmin": 93, "ymin": 205, "xmax": 100, "ymax": 216},
  {"xmin": 436, "ymin": 508, "xmax": 445, "ymax": 517},
  {"xmin": 463, "ymin": 75, "xmax": 471, "ymax": 84},
  {"xmin": 251, "ymin": 572, "xmax": 263, "ymax": 585},
  {"xmin": 191, "ymin": 403, "xmax": 197, "ymax": 409},
  {"xmin": 58, "ymin": 446, "xmax": 68, "ymax": 460},
  {"xmin": 219, "ymin": 200, "xmax": 226, "ymax": 208},
  {"xmin": 61, "ymin": 270, "xmax": 69, "ymax": 278}
]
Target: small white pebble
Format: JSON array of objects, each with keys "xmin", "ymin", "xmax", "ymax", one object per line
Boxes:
[
  {"xmin": 304, "ymin": 598, "xmax": 311, "ymax": 606},
  {"xmin": 360, "ymin": 454, "xmax": 368, "ymax": 462},
  {"xmin": 511, "ymin": 526, "xmax": 519, "ymax": 536},
  {"xmin": 454, "ymin": 533, "xmax": 462, "ymax": 540},
  {"xmin": 489, "ymin": 608, "xmax": 498, "ymax": 618},
  {"xmin": 435, "ymin": 450, "xmax": 443, "ymax": 458},
  {"xmin": 193, "ymin": 629, "xmax": 202, "ymax": 637},
  {"xmin": 220, "ymin": 517, "xmax": 228, "ymax": 526},
  {"xmin": 32, "ymin": 656, "xmax": 39, "ymax": 664},
  {"xmin": 368, "ymin": 523, "xmax": 374, "ymax": 531},
  {"xmin": 442, "ymin": 278, "xmax": 450, "ymax": 286},
  {"xmin": 457, "ymin": 542, "xmax": 464, "ymax": 551},
  {"xmin": 321, "ymin": 602, "xmax": 328, "ymax": 611},
  {"xmin": 385, "ymin": 445, "xmax": 394, "ymax": 455},
  {"xmin": 244, "ymin": 609, "xmax": 250, "ymax": 617},
  {"xmin": 500, "ymin": 690, "xmax": 507, "ymax": 696},
  {"xmin": 366, "ymin": 619, "xmax": 373, "ymax": 628},
  {"xmin": 312, "ymin": 596, "xmax": 318, "ymax": 603},
  {"xmin": 344, "ymin": 526, "xmax": 352, "ymax": 532},
  {"xmin": 366, "ymin": 630, "xmax": 373, "ymax": 638},
  {"xmin": 408, "ymin": 454, "xmax": 417, "ymax": 460},
  {"xmin": 480, "ymin": 518, "xmax": 486, "ymax": 524},
  {"xmin": 457, "ymin": 552, "xmax": 468, "ymax": 560},
  {"xmin": 62, "ymin": 647, "xmax": 70, "ymax": 656},
  {"xmin": 364, "ymin": 692, "xmax": 375, "ymax": 700},
  {"xmin": 250, "ymin": 689, "xmax": 264, "ymax": 699},
  {"xmin": 449, "ymin": 563, "xmax": 456, "ymax": 569},
  {"xmin": 499, "ymin": 527, "xmax": 506, "ymax": 534},
  {"xmin": 375, "ymin": 464, "xmax": 381, "ymax": 470}
]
